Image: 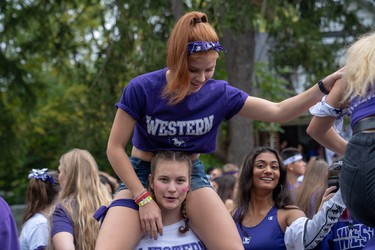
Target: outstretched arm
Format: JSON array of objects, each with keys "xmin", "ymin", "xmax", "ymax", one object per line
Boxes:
[{"xmin": 238, "ymin": 67, "xmax": 344, "ymax": 123}]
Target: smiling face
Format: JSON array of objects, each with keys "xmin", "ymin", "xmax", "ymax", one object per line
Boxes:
[
  {"xmin": 187, "ymin": 51, "xmax": 218, "ymax": 94},
  {"xmin": 149, "ymin": 159, "xmax": 190, "ymax": 212},
  {"xmin": 252, "ymin": 152, "xmax": 281, "ymax": 191}
]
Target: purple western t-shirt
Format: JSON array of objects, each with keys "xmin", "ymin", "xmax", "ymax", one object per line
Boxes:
[{"xmin": 116, "ymin": 68, "xmax": 248, "ymax": 153}]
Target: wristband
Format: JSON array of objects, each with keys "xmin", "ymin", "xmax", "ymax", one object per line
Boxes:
[
  {"xmin": 138, "ymin": 195, "xmax": 153, "ymax": 207},
  {"xmin": 135, "ymin": 191, "xmax": 151, "ymax": 204},
  {"xmin": 318, "ymin": 80, "xmax": 329, "ymax": 95},
  {"xmin": 134, "ymin": 189, "xmax": 147, "ymax": 201}
]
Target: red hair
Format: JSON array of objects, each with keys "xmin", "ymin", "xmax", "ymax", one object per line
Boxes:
[{"xmin": 164, "ymin": 11, "xmax": 220, "ymax": 104}]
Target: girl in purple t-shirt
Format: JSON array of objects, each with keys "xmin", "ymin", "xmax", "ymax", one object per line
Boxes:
[{"xmin": 95, "ymin": 10, "xmax": 343, "ymax": 250}]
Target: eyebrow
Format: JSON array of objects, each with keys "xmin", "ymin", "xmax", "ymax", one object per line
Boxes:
[
  {"xmin": 188, "ymin": 65, "xmax": 215, "ymax": 70},
  {"xmin": 255, "ymin": 160, "xmax": 279, "ymax": 164},
  {"xmin": 158, "ymin": 175, "xmax": 188, "ymax": 179}
]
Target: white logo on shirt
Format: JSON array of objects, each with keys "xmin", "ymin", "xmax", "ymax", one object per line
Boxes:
[
  {"xmin": 146, "ymin": 115, "xmax": 214, "ymax": 136},
  {"xmin": 171, "ymin": 138, "xmax": 186, "ymax": 147},
  {"xmin": 243, "ymin": 237, "xmax": 251, "ymax": 244},
  {"xmin": 268, "ymin": 216, "xmax": 274, "ymax": 221}
]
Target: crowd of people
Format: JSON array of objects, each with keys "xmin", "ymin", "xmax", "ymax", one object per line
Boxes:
[{"xmin": 1, "ymin": 9, "xmax": 375, "ymax": 250}]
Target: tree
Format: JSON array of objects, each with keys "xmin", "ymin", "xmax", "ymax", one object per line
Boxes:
[
  {"xmin": 205, "ymin": 0, "xmax": 373, "ymax": 165},
  {"xmin": 1, "ymin": 0, "xmax": 374, "ymax": 202}
]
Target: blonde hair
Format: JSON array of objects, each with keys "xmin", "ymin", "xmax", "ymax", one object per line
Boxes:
[
  {"xmin": 293, "ymin": 158, "xmax": 328, "ymax": 219},
  {"xmin": 164, "ymin": 11, "xmax": 220, "ymax": 104},
  {"xmin": 54, "ymin": 148, "xmax": 111, "ymax": 250},
  {"xmin": 344, "ymin": 30, "xmax": 375, "ymax": 101}
]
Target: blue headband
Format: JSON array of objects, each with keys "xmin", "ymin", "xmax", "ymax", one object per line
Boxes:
[
  {"xmin": 187, "ymin": 41, "xmax": 226, "ymax": 55},
  {"xmin": 28, "ymin": 168, "xmax": 55, "ymax": 185}
]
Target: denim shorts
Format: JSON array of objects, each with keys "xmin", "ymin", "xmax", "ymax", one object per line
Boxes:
[
  {"xmin": 341, "ymin": 132, "xmax": 375, "ymax": 226},
  {"xmin": 117, "ymin": 156, "xmax": 212, "ymax": 193}
]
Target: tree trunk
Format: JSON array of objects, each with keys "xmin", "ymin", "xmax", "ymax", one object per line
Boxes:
[
  {"xmin": 170, "ymin": 0, "xmax": 184, "ymax": 19},
  {"xmin": 217, "ymin": 23, "xmax": 256, "ymax": 166}
]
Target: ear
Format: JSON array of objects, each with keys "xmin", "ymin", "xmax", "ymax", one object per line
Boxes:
[
  {"xmin": 286, "ymin": 164, "xmax": 294, "ymax": 171},
  {"xmin": 148, "ymin": 174, "xmax": 153, "ymax": 189}
]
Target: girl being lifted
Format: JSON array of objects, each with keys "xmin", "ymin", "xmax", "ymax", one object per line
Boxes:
[{"xmin": 95, "ymin": 11, "xmax": 343, "ymax": 249}]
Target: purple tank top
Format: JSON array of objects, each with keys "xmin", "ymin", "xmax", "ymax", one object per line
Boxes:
[{"xmin": 235, "ymin": 206, "xmax": 286, "ymax": 250}]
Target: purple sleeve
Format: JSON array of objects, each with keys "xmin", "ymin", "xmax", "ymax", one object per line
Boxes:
[
  {"xmin": 0, "ymin": 197, "xmax": 20, "ymax": 250},
  {"xmin": 115, "ymin": 79, "xmax": 146, "ymax": 121},
  {"xmin": 51, "ymin": 205, "xmax": 74, "ymax": 237},
  {"xmin": 224, "ymin": 84, "xmax": 248, "ymax": 120}
]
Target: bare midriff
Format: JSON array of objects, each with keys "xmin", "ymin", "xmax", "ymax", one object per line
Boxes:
[{"xmin": 131, "ymin": 146, "xmax": 200, "ymax": 162}]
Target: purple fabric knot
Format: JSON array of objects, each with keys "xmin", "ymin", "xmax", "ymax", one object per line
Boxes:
[
  {"xmin": 93, "ymin": 199, "xmax": 139, "ymax": 225},
  {"xmin": 93, "ymin": 205, "xmax": 108, "ymax": 223},
  {"xmin": 188, "ymin": 41, "xmax": 226, "ymax": 55}
]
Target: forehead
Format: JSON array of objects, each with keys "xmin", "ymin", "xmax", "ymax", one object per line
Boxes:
[
  {"xmin": 254, "ymin": 152, "xmax": 278, "ymax": 163},
  {"xmin": 212, "ymin": 169, "xmax": 221, "ymax": 174},
  {"xmin": 188, "ymin": 51, "xmax": 218, "ymax": 68},
  {"xmin": 154, "ymin": 160, "xmax": 189, "ymax": 177}
]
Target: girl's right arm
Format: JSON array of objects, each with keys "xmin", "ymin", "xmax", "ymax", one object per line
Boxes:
[
  {"xmin": 306, "ymin": 78, "xmax": 348, "ymax": 155},
  {"xmin": 107, "ymin": 109, "xmax": 163, "ymax": 239}
]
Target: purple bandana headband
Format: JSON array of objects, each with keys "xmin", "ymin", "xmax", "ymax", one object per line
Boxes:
[
  {"xmin": 187, "ymin": 41, "xmax": 226, "ymax": 55},
  {"xmin": 28, "ymin": 168, "xmax": 55, "ymax": 185}
]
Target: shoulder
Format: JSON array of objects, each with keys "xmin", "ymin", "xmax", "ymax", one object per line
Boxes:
[
  {"xmin": 0, "ymin": 197, "xmax": 11, "ymax": 220},
  {"xmin": 205, "ymin": 79, "xmax": 243, "ymax": 92},
  {"xmin": 129, "ymin": 68, "xmax": 167, "ymax": 88},
  {"xmin": 0, "ymin": 197, "xmax": 15, "ymax": 226},
  {"xmin": 51, "ymin": 205, "xmax": 74, "ymax": 237},
  {"xmin": 225, "ymin": 199, "xmax": 235, "ymax": 213},
  {"xmin": 52, "ymin": 204, "xmax": 72, "ymax": 225},
  {"xmin": 278, "ymin": 206, "xmax": 305, "ymax": 231},
  {"xmin": 281, "ymin": 206, "xmax": 305, "ymax": 218},
  {"xmin": 23, "ymin": 213, "xmax": 48, "ymax": 228}
]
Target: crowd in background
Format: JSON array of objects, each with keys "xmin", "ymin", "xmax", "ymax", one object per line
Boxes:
[
  {"xmin": 2, "ymin": 9, "xmax": 375, "ymax": 250},
  {"xmin": 1, "ymin": 144, "xmax": 374, "ymax": 249}
]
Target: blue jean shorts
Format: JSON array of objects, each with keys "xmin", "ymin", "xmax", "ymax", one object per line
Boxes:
[{"xmin": 117, "ymin": 156, "xmax": 212, "ymax": 193}]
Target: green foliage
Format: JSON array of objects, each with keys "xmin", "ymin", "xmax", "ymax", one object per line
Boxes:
[
  {"xmin": 267, "ymin": 0, "xmax": 372, "ymax": 86},
  {"xmin": 0, "ymin": 0, "xmax": 182, "ymax": 203},
  {"xmin": 253, "ymin": 62, "xmax": 293, "ymax": 133},
  {"xmin": 1, "ymin": 0, "xmax": 374, "ymax": 203}
]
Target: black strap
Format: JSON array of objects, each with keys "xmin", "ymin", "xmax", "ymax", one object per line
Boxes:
[{"xmin": 352, "ymin": 116, "xmax": 375, "ymax": 134}]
